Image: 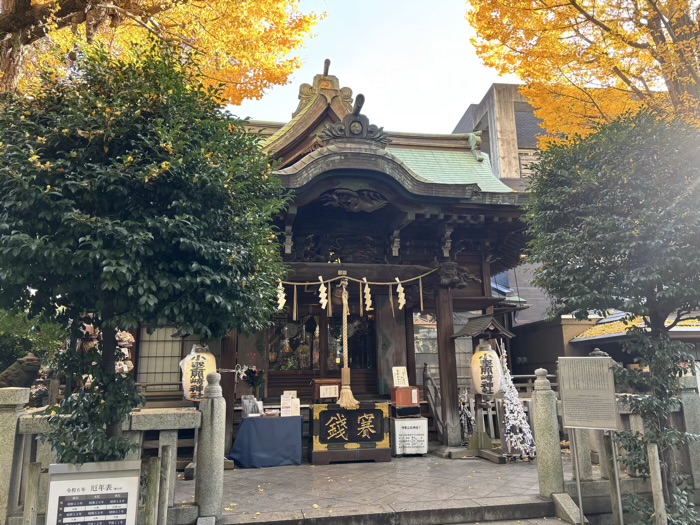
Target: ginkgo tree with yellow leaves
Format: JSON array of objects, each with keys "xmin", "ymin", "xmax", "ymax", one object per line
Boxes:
[
  {"xmin": 0, "ymin": 0, "xmax": 317, "ymax": 100},
  {"xmin": 467, "ymin": 0, "xmax": 700, "ymax": 144}
]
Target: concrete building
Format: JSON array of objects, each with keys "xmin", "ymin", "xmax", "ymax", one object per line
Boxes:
[
  {"xmin": 453, "ymin": 85, "xmax": 594, "ymax": 372},
  {"xmin": 453, "ymin": 84, "xmax": 541, "ymax": 191},
  {"xmin": 453, "ymin": 84, "xmax": 548, "ymax": 327}
]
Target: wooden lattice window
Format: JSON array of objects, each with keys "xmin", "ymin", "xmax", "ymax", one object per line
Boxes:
[{"xmin": 136, "ymin": 327, "xmax": 184, "ymax": 391}]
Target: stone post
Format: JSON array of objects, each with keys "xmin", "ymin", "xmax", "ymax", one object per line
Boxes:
[
  {"xmin": 532, "ymin": 368, "xmax": 564, "ymax": 497},
  {"xmin": 574, "ymin": 429, "xmax": 593, "ymax": 481},
  {"xmin": 647, "ymin": 443, "xmax": 668, "ymax": 525},
  {"xmin": 590, "ymin": 429, "xmax": 611, "ymax": 479},
  {"xmin": 0, "ymin": 387, "xmax": 30, "ymax": 523},
  {"xmin": 679, "ymin": 375, "xmax": 700, "ymax": 489},
  {"xmin": 195, "ymin": 373, "xmax": 225, "ymax": 521}
]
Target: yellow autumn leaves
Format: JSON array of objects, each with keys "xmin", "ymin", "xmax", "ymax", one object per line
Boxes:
[
  {"xmin": 468, "ymin": 0, "xmax": 700, "ymax": 146},
  {"xmin": 11, "ymin": 0, "xmax": 318, "ymax": 104}
]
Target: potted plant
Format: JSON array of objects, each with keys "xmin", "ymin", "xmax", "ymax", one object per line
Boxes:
[{"xmin": 242, "ymin": 366, "xmax": 266, "ymax": 400}]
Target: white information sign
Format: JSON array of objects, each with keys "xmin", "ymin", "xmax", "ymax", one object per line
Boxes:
[
  {"xmin": 281, "ymin": 395, "xmax": 293, "ymax": 417},
  {"xmin": 391, "ymin": 418, "xmax": 428, "ymax": 455},
  {"xmin": 559, "ymin": 357, "xmax": 619, "ymax": 430},
  {"xmin": 392, "ymin": 366, "xmax": 409, "ymax": 388},
  {"xmin": 291, "ymin": 397, "xmax": 301, "ymax": 417},
  {"xmin": 319, "ymin": 384, "xmax": 338, "ymax": 399},
  {"xmin": 282, "ymin": 390, "xmax": 298, "ymax": 398},
  {"xmin": 46, "ymin": 460, "xmax": 140, "ymax": 525}
]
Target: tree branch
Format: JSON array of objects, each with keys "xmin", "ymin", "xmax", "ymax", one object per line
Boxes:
[
  {"xmin": 556, "ymin": 65, "xmax": 612, "ymax": 121},
  {"xmin": 568, "ymin": 0, "xmax": 651, "ymax": 50},
  {"xmin": 611, "ymin": 66, "xmax": 649, "ymax": 102},
  {"xmin": 0, "ymin": 0, "xmax": 179, "ymax": 49},
  {"xmin": 666, "ymin": 309, "xmax": 699, "ymax": 330}
]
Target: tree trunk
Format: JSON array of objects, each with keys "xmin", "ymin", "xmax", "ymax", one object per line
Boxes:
[
  {"xmin": 0, "ymin": 0, "xmax": 27, "ymax": 93},
  {"xmin": 100, "ymin": 302, "xmax": 122, "ymax": 439},
  {"xmin": 647, "ymin": 311, "xmax": 673, "ymax": 504}
]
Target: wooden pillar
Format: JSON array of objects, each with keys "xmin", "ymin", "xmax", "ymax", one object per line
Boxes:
[
  {"xmin": 404, "ymin": 307, "xmax": 417, "ymax": 386},
  {"xmin": 435, "ymin": 286, "xmax": 461, "ymax": 446},
  {"xmin": 220, "ymin": 331, "xmax": 237, "ymax": 452},
  {"xmin": 375, "ymin": 295, "xmax": 407, "ymax": 395},
  {"xmin": 481, "ymin": 247, "xmax": 493, "ymax": 314}
]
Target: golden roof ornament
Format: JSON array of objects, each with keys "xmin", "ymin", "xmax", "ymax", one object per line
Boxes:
[{"xmin": 293, "ymin": 59, "xmax": 353, "ymax": 117}]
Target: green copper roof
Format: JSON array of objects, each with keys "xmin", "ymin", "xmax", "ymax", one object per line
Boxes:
[{"xmin": 387, "ymin": 147, "xmax": 513, "ymax": 193}]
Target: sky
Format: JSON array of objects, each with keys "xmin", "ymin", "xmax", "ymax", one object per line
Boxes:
[{"xmin": 231, "ymin": 0, "xmax": 519, "ymax": 134}]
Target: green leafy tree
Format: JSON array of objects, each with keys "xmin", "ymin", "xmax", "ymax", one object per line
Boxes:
[
  {"xmin": 0, "ymin": 43, "xmax": 286, "ymax": 462},
  {"xmin": 526, "ymin": 111, "xmax": 700, "ymax": 524},
  {"xmin": 0, "ymin": 309, "xmax": 66, "ymax": 371}
]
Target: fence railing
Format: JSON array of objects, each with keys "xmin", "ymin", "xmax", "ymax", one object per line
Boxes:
[
  {"xmin": 422, "ymin": 367, "xmax": 553, "ymax": 445},
  {"xmin": 1, "ymin": 373, "xmax": 227, "ymax": 525},
  {"xmin": 531, "ymin": 368, "xmax": 700, "ymax": 518},
  {"xmin": 423, "ymin": 363, "xmax": 445, "ymax": 443}
]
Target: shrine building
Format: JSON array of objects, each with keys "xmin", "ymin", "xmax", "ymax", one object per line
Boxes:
[{"xmin": 134, "ymin": 61, "xmax": 528, "ymax": 448}]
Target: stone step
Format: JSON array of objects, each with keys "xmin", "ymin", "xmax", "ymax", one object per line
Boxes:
[
  {"xmin": 453, "ymin": 518, "xmax": 566, "ymax": 525},
  {"xmin": 213, "ymin": 495, "xmax": 556, "ymax": 525}
]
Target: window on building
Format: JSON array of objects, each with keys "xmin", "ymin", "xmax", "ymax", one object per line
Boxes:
[{"xmin": 137, "ymin": 327, "xmax": 184, "ymax": 391}]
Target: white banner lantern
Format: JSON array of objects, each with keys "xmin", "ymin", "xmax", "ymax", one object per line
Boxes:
[
  {"xmin": 471, "ymin": 341, "xmax": 503, "ymax": 396},
  {"xmin": 180, "ymin": 345, "xmax": 217, "ymax": 401}
]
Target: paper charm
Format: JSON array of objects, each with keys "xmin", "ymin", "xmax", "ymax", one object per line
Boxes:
[
  {"xmin": 318, "ymin": 276, "xmax": 328, "ymax": 309},
  {"xmin": 363, "ymin": 277, "xmax": 373, "ymax": 311},
  {"xmin": 395, "ymin": 277, "xmax": 406, "ymax": 310},
  {"xmin": 276, "ymin": 281, "xmax": 286, "ymax": 310},
  {"xmin": 359, "ymin": 281, "xmax": 364, "ymax": 316}
]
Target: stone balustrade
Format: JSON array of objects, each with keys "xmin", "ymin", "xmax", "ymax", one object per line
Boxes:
[
  {"xmin": 0, "ymin": 375, "xmax": 226, "ymax": 525},
  {"xmin": 531, "ymin": 367, "xmax": 700, "ymax": 524}
]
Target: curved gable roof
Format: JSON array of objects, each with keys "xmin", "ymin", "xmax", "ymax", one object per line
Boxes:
[{"xmin": 248, "ymin": 60, "xmax": 519, "ymax": 201}]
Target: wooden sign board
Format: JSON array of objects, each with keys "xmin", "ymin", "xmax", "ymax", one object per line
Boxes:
[
  {"xmin": 46, "ymin": 460, "xmax": 140, "ymax": 525},
  {"xmin": 310, "ymin": 402, "xmax": 391, "ymax": 465},
  {"xmin": 559, "ymin": 357, "xmax": 619, "ymax": 430}
]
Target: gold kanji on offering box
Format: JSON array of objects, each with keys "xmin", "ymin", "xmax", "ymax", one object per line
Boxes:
[{"xmin": 310, "ymin": 402, "xmax": 391, "ymax": 465}]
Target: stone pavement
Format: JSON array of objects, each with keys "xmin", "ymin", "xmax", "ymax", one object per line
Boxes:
[{"xmin": 174, "ymin": 456, "xmax": 553, "ymax": 524}]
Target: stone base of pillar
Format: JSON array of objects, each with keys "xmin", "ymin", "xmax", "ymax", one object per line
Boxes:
[{"xmin": 553, "ymin": 493, "xmax": 589, "ymax": 525}]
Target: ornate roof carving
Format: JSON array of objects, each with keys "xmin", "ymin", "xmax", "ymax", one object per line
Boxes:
[
  {"xmin": 292, "ymin": 59, "xmax": 353, "ymax": 117},
  {"xmin": 320, "ymin": 188, "xmax": 389, "ymax": 213},
  {"xmin": 318, "ymin": 94, "xmax": 391, "ymax": 148},
  {"xmin": 467, "ymin": 132, "xmax": 486, "ymax": 162}
]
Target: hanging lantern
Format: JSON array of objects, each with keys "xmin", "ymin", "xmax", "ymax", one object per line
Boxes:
[
  {"xmin": 180, "ymin": 345, "xmax": 217, "ymax": 402},
  {"xmin": 470, "ymin": 341, "xmax": 503, "ymax": 396}
]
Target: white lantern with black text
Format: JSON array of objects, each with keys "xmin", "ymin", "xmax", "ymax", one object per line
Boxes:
[
  {"xmin": 470, "ymin": 341, "xmax": 503, "ymax": 396},
  {"xmin": 180, "ymin": 345, "xmax": 217, "ymax": 401}
]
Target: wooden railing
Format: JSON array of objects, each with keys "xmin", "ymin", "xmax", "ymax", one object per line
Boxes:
[
  {"xmin": 422, "ymin": 363, "xmax": 445, "ymax": 443},
  {"xmin": 421, "ymin": 368, "xmax": 551, "ymax": 445},
  {"xmin": 512, "ymin": 374, "xmax": 558, "ymax": 396}
]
